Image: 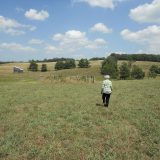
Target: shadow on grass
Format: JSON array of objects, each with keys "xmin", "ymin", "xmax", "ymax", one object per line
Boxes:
[{"xmin": 96, "ymin": 103, "xmax": 104, "ymax": 107}]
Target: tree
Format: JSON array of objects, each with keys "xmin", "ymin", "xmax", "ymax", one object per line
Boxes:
[
  {"xmin": 101, "ymin": 56, "xmax": 119, "ymax": 79},
  {"xmin": 41, "ymin": 64, "xmax": 47, "ymax": 72},
  {"xmin": 28, "ymin": 60, "xmax": 38, "ymax": 72},
  {"xmin": 131, "ymin": 65, "xmax": 145, "ymax": 79},
  {"xmin": 65, "ymin": 59, "xmax": 76, "ymax": 69},
  {"xmin": 119, "ymin": 62, "xmax": 130, "ymax": 79},
  {"xmin": 55, "ymin": 61, "xmax": 65, "ymax": 70},
  {"xmin": 78, "ymin": 59, "xmax": 90, "ymax": 68},
  {"xmin": 55, "ymin": 60, "xmax": 76, "ymax": 70}
]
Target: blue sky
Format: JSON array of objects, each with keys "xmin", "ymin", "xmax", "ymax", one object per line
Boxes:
[{"xmin": 0, "ymin": 0, "xmax": 160, "ymax": 61}]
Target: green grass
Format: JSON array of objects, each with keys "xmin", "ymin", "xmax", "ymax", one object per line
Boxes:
[{"xmin": 0, "ymin": 78, "xmax": 160, "ymax": 159}]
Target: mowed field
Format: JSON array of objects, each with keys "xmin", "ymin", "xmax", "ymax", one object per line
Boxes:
[{"xmin": 0, "ymin": 61, "xmax": 160, "ymax": 160}]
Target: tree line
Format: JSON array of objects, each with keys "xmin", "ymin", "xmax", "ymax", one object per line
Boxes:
[
  {"xmin": 34, "ymin": 58, "xmax": 75, "ymax": 63},
  {"xmin": 110, "ymin": 53, "xmax": 160, "ymax": 62}
]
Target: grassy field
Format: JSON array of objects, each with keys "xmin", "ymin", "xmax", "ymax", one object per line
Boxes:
[{"xmin": 0, "ymin": 61, "xmax": 160, "ymax": 159}]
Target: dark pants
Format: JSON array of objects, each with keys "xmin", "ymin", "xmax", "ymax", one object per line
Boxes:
[{"xmin": 102, "ymin": 93, "xmax": 111, "ymax": 107}]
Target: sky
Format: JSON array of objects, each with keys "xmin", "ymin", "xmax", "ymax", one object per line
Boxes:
[{"xmin": 0, "ymin": 0, "xmax": 160, "ymax": 61}]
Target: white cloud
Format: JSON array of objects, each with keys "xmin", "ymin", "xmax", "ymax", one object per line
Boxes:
[
  {"xmin": 73, "ymin": 0, "xmax": 127, "ymax": 9},
  {"xmin": 28, "ymin": 39, "xmax": 44, "ymax": 45},
  {"xmin": 121, "ymin": 25, "xmax": 160, "ymax": 53},
  {"xmin": 86, "ymin": 38, "xmax": 107, "ymax": 49},
  {"xmin": 0, "ymin": 15, "xmax": 36, "ymax": 36},
  {"xmin": 44, "ymin": 45, "xmax": 58, "ymax": 53},
  {"xmin": 53, "ymin": 33, "xmax": 63, "ymax": 41},
  {"xmin": 129, "ymin": 0, "xmax": 160, "ymax": 23},
  {"xmin": 25, "ymin": 9, "xmax": 49, "ymax": 21},
  {"xmin": 50, "ymin": 30, "xmax": 107, "ymax": 54},
  {"xmin": 90, "ymin": 23, "xmax": 112, "ymax": 33},
  {"xmin": 0, "ymin": 42, "xmax": 36, "ymax": 52},
  {"xmin": 53, "ymin": 30, "xmax": 88, "ymax": 51}
]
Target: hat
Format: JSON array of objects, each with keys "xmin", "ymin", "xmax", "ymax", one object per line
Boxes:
[{"xmin": 104, "ymin": 75, "xmax": 110, "ymax": 79}]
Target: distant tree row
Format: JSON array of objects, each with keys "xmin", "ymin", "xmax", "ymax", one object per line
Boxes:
[
  {"xmin": 28, "ymin": 59, "xmax": 90, "ymax": 72},
  {"xmin": 34, "ymin": 58, "xmax": 75, "ymax": 63},
  {"xmin": 31, "ymin": 57, "xmax": 105, "ymax": 62},
  {"xmin": 110, "ymin": 53, "xmax": 160, "ymax": 62},
  {"xmin": 89, "ymin": 57, "xmax": 105, "ymax": 61},
  {"xmin": 55, "ymin": 59, "xmax": 90, "ymax": 70},
  {"xmin": 0, "ymin": 61, "xmax": 14, "ymax": 64}
]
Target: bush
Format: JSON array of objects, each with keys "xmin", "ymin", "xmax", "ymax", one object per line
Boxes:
[
  {"xmin": 41, "ymin": 64, "xmax": 47, "ymax": 72},
  {"xmin": 119, "ymin": 62, "xmax": 130, "ymax": 79},
  {"xmin": 131, "ymin": 65, "xmax": 145, "ymax": 79},
  {"xmin": 28, "ymin": 60, "xmax": 38, "ymax": 72},
  {"xmin": 101, "ymin": 56, "xmax": 119, "ymax": 79},
  {"xmin": 78, "ymin": 59, "xmax": 90, "ymax": 68}
]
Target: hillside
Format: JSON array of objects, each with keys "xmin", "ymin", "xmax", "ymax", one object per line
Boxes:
[{"xmin": 0, "ymin": 60, "xmax": 160, "ymax": 82}]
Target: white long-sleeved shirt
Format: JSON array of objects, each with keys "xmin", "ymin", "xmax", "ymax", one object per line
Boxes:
[{"xmin": 102, "ymin": 79, "xmax": 112, "ymax": 94}]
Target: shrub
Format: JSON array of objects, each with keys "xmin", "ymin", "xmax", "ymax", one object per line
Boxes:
[
  {"xmin": 41, "ymin": 64, "xmax": 47, "ymax": 72},
  {"xmin": 131, "ymin": 65, "xmax": 145, "ymax": 79},
  {"xmin": 119, "ymin": 62, "xmax": 130, "ymax": 79},
  {"xmin": 28, "ymin": 60, "xmax": 38, "ymax": 72},
  {"xmin": 78, "ymin": 59, "xmax": 90, "ymax": 68}
]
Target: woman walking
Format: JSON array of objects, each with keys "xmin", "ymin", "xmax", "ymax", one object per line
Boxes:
[{"xmin": 101, "ymin": 75, "xmax": 112, "ymax": 107}]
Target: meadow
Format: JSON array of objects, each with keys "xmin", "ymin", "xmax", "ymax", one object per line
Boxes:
[{"xmin": 0, "ymin": 61, "xmax": 160, "ymax": 160}]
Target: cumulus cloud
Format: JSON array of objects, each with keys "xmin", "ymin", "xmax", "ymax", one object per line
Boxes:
[
  {"xmin": 121, "ymin": 25, "xmax": 160, "ymax": 53},
  {"xmin": 25, "ymin": 9, "xmax": 49, "ymax": 21},
  {"xmin": 0, "ymin": 15, "xmax": 36, "ymax": 36},
  {"xmin": 86, "ymin": 38, "xmax": 107, "ymax": 49},
  {"xmin": 90, "ymin": 23, "xmax": 112, "ymax": 33},
  {"xmin": 73, "ymin": 0, "xmax": 127, "ymax": 9},
  {"xmin": 28, "ymin": 39, "xmax": 44, "ymax": 45},
  {"xmin": 51, "ymin": 30, "xmax": 107, "ymax": 53},
  {"xmin": 0, "ymin": 42, "xmax": 36, "ymax": 52},
  {"xmin": 53, "ymin": 30, "xmax": 88, "ymax": 51},
  {"xmin": 129, "ymin": 0, "xmax": 160, "ymax": 23},
  {"xmin": 44, "ymin": 45, "xmax": 58, "ymax": 53}
]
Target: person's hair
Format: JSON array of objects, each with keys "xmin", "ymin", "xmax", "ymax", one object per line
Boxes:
[{"xmin": 104, "ymin": 75, "xmax": 110, "ymax": 79}]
